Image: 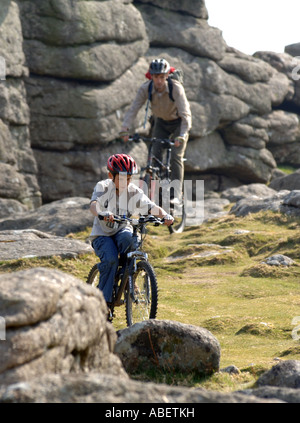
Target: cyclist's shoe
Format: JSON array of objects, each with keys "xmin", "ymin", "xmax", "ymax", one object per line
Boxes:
[{"xmin": 106, "ymin": 302, "xmax": 113, "ymax": 322}]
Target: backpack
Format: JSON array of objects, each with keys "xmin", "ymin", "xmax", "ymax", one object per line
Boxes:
[{"xmin": 143, "ymin": 68, "xmax": 184, "ymax": 128}]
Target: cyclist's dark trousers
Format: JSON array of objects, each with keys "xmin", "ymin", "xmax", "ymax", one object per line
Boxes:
[
  {"xmin": 152, "ymin": 117, "xmax": 188, "ymax": 189},
  {"xmin": 92, "ymin": 227, "xmax": 133, "ymax": 303}
]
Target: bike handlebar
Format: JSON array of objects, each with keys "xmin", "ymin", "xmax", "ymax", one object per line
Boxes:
[
  {"xmin": 128, "ymin": 133, "xmax": 174, "ymax": 147},
  {"xmin": 98, "ymin": 214, "xmax": 165, "ymax": 226}
]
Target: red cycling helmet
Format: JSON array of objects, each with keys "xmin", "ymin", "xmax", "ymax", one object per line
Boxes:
[{"xmin": 107, "ymin": 154, "xmax": 138, "ymax": 175}]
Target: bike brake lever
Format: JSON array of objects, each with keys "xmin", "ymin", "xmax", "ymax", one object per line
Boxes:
[{"xmin": 128, "ymin": 133, "xmax": 141, "ymax": 143}]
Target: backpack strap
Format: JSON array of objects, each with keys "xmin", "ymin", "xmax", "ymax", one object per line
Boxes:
[
  {"xmin": 143, "ymin": 80, "xmax": 153, "ymax": 128},
  {"xmin": 167, "ymin": 77, "xmax": 174, "ymax": 102},
  {"xmin": 148, "ymin": 80, "xmax": 153, "ymax": 101}
]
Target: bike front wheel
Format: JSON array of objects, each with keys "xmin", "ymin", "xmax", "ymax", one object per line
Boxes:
[
  {"xmin": 86, "ymin": 263, "xmax": 99, "ymax": 288},
  {"xmin": 125, "ymin": 260, "xmax": 158, "ymax": 326}
]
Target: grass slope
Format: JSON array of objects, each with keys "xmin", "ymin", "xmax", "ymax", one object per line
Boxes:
[{"xmin": 1, "ymin": 210, "xmax": 300, "ymax": 391}]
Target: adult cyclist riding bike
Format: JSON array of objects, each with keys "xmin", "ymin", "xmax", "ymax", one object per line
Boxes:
[
  {"xmin": 120, "ymin": 58, "xmax": 192, "ymax": 202},
  {"xmin": 89, "ymin": 153, "xmax": 173, "ymax": 308}
]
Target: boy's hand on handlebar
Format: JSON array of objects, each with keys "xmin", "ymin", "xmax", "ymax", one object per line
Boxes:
[
  {"xmin": 102, "ymin": 212, "xmax": 114, "ymax": 222},
  {"xmin": 163, "ymin": 214, "xmax": 174, "ymax": 226},
  {"xmin": 119, "ymin": 127, "xmax": 130, "ymax": 142}
]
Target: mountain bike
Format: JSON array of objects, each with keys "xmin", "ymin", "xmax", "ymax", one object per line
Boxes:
[
  {"xmin": 86, "ymin": 214, "xmax": 164, "ymax": 326},
  {"xmin": 129, "ymin": 133, "xmax": 186, "ymax": 234}
]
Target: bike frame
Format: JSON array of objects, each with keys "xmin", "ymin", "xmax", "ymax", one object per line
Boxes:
[
  {"xmin": 144, "ymin": 138, "xmax": 173, "ymax": 185},
  {"xmin": 103, "ymin": 215, "xmax": 162, "ymax": 307},
  {"xmin": 129, "ymin": 133, "xmax": 186, "ymax": 234}
]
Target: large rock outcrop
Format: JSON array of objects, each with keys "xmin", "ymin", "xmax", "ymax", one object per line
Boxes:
[
  {"xmin": 1, "ymin": 0, "xmax": 300, "ymax": 212},
  {"xmin": 0, "ymin": 267, "xmax": 126, "ymax": 385},
  {"xmin": 0, "ymin": 0, "xmax": 41, "ymax": 214}
]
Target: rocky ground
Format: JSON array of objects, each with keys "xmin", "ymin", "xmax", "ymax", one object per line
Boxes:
[{"xmin": 0, "ymin": 172, "xmax": 300, "ymax": 402}]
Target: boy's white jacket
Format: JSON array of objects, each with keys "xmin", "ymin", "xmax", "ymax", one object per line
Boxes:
[{"xmin": 90, "ymin": 179, "xmax": 156, "ymax": 238}]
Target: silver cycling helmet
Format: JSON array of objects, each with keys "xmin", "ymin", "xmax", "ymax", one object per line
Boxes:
[{"xmin": 149, "ymin": 58, "xmax": 170, "ymax": 75}]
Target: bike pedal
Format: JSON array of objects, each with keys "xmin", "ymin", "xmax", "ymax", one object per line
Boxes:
[{"xmin": 107, "ymin": 309, "xmax": 115, "ymax": 321}]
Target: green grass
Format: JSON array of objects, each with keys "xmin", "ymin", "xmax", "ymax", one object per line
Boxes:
[
  {"xmin": 277, "ymin": 165, "xmax": 299, "ymax": 175},
  {"xmin": 1, "ymin": 210, "xmax": 300, "ymax": 392}
]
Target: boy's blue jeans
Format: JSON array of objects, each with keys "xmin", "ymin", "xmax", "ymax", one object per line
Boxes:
[{"xmin": 92, "ymin": 227, "xmax": 134, "ymax": 302}]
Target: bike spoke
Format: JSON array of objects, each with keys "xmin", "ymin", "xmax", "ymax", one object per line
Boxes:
[{"xmin": 131, "ymin": 270, "xmax": 151, "ymax": 322}]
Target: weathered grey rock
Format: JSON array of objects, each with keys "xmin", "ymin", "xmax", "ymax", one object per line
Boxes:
[
  {"xmin": 267, "ymin": 111, "xmax": 300, "ymax": 145},
  {"xmin": 285, "ymin": 42, "xmax": 300, "ymax": 57},
  {"xmin": 0, "ymin": 372, "xmax": 283, "ymax": 403},
  {"xmin": 0, "ymin": 0, "xmax": 299, "ymax": 214},
  {"xmin": 0, "ymin": 229, "xmax": 93, "ymax": 260},
  {"xmin": 24, "ymin": 38, "xmax": 148, "ymax": 81},
  {"xmin": 115, "ymin": 320, "xmax": 221, "ymax": 376},
  {"xmin": 222, "ymin": 114, "xmax": 269, "ymax": 150},
  {"xmin": 0, "ymin": 268, "xmax": 127, "ymax": 385},
  {"xmin": 229, "ymin": 189, "xmax": 300, "ymax": 218},
  {"xmin": 221, "ymin": 183, "xmax": 277, "ymax": 203},
  {"xmin": 138, "ymin": 5, "xmax": 226, "ymax": 61},
  {"xmin": 25, "ymin": 57, "xmax": 149, "ymax": 148},
  {"xmin": 226, "ymin": 49, "xmax": 292, "ymax": 106},
  {"xmin": 262, "ymin": 254, "xmax": 295, "ymax": 266},
  {"xmin": 221, "ymin": 365, "xmax": 240, "ymax": 375},
  {"xmin": 19, "ymin": 1, "xmax": 148, "ymax": 81},
  {"xmin": 270, "ymin": 143, "xmax": 300, "ymax": 167},
  {"xmin": 202, "ymin": 197, "xmax": 230, "ymax": 221},
  {"xmin": 282, "ymin": 190, "xmax": 300, "ymax": 207},
  {"xmin": 0, "ymin": 197, "xmax": 93, "ymax": 236},
  {"xmin": 0, "ymin": 78, "xmax": 30, "ymax": 125},
  {"xmin": 269, "ymin": 170, "xmax": 300, "ymax": 191},
  {"xmin": 239, "ymin": 385, "xmax": 300, "ymax": 403},
  {"xmin": 256, "ymin": 360, "xmax": 300, "ymax": 389},
  {"xmin": 185, "ymin": 133, "xmax": 276, "ymax": 184},
  {"xmin": 19, "ymin": 0, "xmax": 146, "ymax": 46},
  {"xmin": 229, "ymin": 190, "xmax": 291, "ymax": 217},
  {"xmin": 265, "ymin": 110, "xmax": 300, "ymax": 165},
  {"xmin": 218, "ymin": 49, "xmax": 274, "ymax": 83},
  {"xmin": 255, "ymin": 50, "xmax": 300, "ymax": 107},
  {"xmin": 223, "ymin": 110, "xmax": 300, "ymax": 153},
  {"xmin": 135, "ymin": 0, "xmax": 209, "ymax": 19},
  {"xmin": 31, "ymin": 143, "xmax": 147, "ymax": 203},
  {"xmin": 0, "ymin": 0, "xmax": 27, "ymax": 77},
  {"xmin": 0, "ymin": 198, "xmax": 28, "ymax": 218},
  {"xmin": 0, "ymin": 1, "xmax": 42, "ymax": 211}
]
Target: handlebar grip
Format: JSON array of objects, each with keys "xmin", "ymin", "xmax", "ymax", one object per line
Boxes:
[{"xmin": 98, "ymin": 214, "xmax": 125, "ymax": 223}]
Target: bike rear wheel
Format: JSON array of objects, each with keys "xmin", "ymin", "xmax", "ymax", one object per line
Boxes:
[
  {"xmin": 86, "ymin": 263, "xmax": 115, "ymax": 322},
  {"xmin": 125, "ymin": 260, "xmax": 158, "ymax": 326},
  {"xmin": 169, "ymin": 190, "xmax": 186, "ymax": 234}
]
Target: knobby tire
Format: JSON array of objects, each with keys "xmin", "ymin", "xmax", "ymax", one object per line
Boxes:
[{"xmin": 125, "ymin": 260, "xmax": 158, "ymax": 326}]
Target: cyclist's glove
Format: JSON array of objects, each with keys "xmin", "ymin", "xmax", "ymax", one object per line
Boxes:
[{"xmin": 174, "ymin": 136, "xmax": 185, "ymax": 145}]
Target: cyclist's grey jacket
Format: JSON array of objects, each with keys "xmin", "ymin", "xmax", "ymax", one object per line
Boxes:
[
  {"xmin": 122, "ymin": 79, "xmax": 192, "ymax": 139},
  {"xmin": 90, "ymin": 179, "xmax": 156, "ymax": 239}
]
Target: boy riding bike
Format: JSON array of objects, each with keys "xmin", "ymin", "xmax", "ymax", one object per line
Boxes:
[{"xmin": 89, "ymin": 153, "xmax": 173, "ymax": 307}]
